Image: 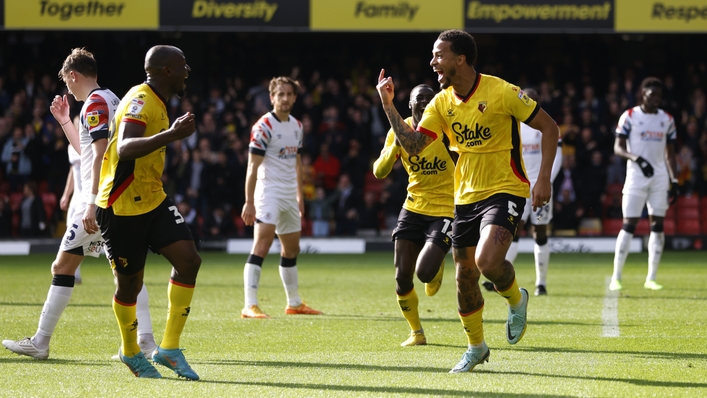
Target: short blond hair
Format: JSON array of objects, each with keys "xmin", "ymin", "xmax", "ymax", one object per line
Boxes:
[{"xmin": 269, "ymin": 76, "xmax": 299, "ymax": 96}]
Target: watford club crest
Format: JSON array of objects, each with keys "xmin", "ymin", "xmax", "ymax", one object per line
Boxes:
[{"xmin": 478, "ymin": 101, "xmax": 487, "ymax": 113}]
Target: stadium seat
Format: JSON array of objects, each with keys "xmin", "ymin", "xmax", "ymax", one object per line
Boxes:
[
  {"xmin": 0, "ymin": 181, "xmax": 9, "ymax": 195},
  {"xmin": 663, "ymin": 218, "xmax": 675, "ymax": 235},
  {"xmin": 578, "ymin": 217, "xmax": 602, "ymax": 236},
  {"xmin": 602, "ymin": 218, "xmax": 623, "ymax": 236},
  {"xmin": 677, "ymin": 218, "xmax": 701, "ymax": 235},
  {"xmin": 38, "ymin": 181, "xmax": 49, "ymax": 194},
  {"xmin": 606, "ymin": 183, "xmax": 623, "ymax": 195},
  {"xmin": 9, "ymin": 192, "xmax": 23, "ymax": 212},
  {"xmin": 665, "ymin": 205, "xmax": 676, "ymax": 221},
  {"xmin": 677, "ymin": 207, "xmax": 700, "ymax": 220},
  {"xmin": 363, "ymin": 171, "xmax": 386, "ymax": 198},
  {"xmin": 635, "ymin": 219, "xmax": 650, "ymax": 235},
  {"xmin": 41, "ymin": 192, "xmax": 57, "ymax": 223},
  {"xmin": 677, "ymin": 195, "xmax": 699, "ymax": 209}
]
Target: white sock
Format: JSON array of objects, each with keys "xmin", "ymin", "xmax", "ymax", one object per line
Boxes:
[
  {"xmin": 535, "ymin": 243, "xmax": 550, "ymax": 286},
  {"xmin": 647, "ymin": 231, "xmax": 664, "ymax": 282},
  {"xmin": 612, "ymin": 229, "xmax": 633, "ymax": 281},
  {"xmin": 136, "ymin": 284, "xmax": 155, "ymax": 348},
  {"xmin": 244, "ymin": 263, "xmax": 261, "ymax": 307},
  {"xmin": 279, "ymin": 265, "xmax": 301, "ymax": 307},
  {"xmin": 505, "ymin": 241, "xmax": 519, "ymax": 264},
  {"xmin": 34, "ymin": 285, "xmax": 73, "ymax": 348}
]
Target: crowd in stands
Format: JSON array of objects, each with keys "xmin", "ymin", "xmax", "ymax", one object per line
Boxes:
[{"xmin": 1, "ymin": 31, "xmax": 706, "ymax": 241}]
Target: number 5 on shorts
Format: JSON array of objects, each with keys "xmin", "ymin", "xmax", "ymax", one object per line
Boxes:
[{"xmin": 168, "ymin": 205, "xmax": 185, "ymax": 224}]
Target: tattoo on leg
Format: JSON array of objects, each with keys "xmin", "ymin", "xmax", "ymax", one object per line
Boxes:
[{"xmin": 493, "ymin": 228, "xmax": 512, "ymax": 245}]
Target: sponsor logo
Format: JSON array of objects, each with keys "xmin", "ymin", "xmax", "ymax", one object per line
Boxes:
[
  {"xmin": 130, "ymin": 319, "xmax": 138, "ymax": 332},
  {"xmin": 478, "ymin": 101, "xmax": 487, "ymax": 113},
  {"xmin": 277, "ymin": 146, "xmax": 298, "ymax": 159},
  {"xmin": 87, "ymin": 241, "xmax": 103, "ymax": 253},
  {"xmin": 183, "ymin": 306, "xmax": 191, "ymax": 316},
  {"xmin": 39, "ymin": 0, "xmax": 127, "ymax": 20},
  {"xmin": 466, "ymin": 1, "xmax": 612, "ymax": 24},
  {"xmin": 408, "ymin": 155, "xmax": 447, "ymax": 175},
  {"xmin": 446, "ymin": 108, "xmax": 456, "ymax": 117},
  {"xmin": 640, "ymin": 130, "xmax": 665, "ymax": 141},
  {"xmin": 452, "ymin": 122, "xmax": 491, "ymax": 147},
  {"xmin": 87, "ymin": 111, "xmax": 100, "ymax": 127},
  {"xmin": 518, "ymin": 90, "xmax": 533, "ymax": 106},
  {"xmin": 354, "ymin": 1, "xmax": 419, "ymax": 21},
  {"xmin": 129, "ymin": 98, "xmax": 145, "ymax": 114},
  {"xmin": 192, "ymin": 0, "xmax": 279, "ymax": 22},
  {"xmin": 523, "ymin": 143, "xmax": 541, "ymax": 154}
]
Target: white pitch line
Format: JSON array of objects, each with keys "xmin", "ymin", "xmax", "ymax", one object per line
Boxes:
[{"xmin": 602, "ymin": 276, "xmax": 620, "ymax": 337}]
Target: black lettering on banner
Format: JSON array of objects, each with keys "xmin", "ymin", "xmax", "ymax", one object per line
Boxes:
[
  {"xmin": 161, "ymin": 0, "xmax": 309, "ymax": 29},
  {"xmin": 39, "ymin": 1, "xmax": 126, "ymax": 21},
  {"xmin": 652, "ymin": 3, "xmax": 707, "ymax": 23},
  {"xmin": 464, "ymin": 0, "xmax": 614, "ymax": 32},
  {"xmin": 354, "ymin": 1, "xmax": 420, "ymax": 21}
]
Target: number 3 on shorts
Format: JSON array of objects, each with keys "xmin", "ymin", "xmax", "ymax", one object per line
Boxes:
[
  {"xmin": 507, "ymin": 201, "xmax": 519, "ymax": 217},
  {"xmin": 168, "ymin": 205, "xmax": 185, "ymax": 224}
]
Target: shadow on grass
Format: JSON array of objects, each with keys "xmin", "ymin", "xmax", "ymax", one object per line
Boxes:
[
  {"xmin": 504, "ymin": 345, "xmax": 707, "ymax": 361},
  {"xmin": 0, "ymin": 357, "xmax": 111, "ymax": 366},
  {"xmin": 197, "ymin": 379, "xmax": 565, "ymax": 397}
]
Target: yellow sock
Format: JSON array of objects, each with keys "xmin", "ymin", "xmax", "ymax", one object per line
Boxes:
[
  {"xmin": 459, "ymin": 305, "xmax": 484, "ymax": 345},
  {"xmin": 498, "ymin": 278, "xmax": 522, "ymax": 307},
  {"xmin": 397, "ymin": 288, "xmax": 421, "ymax": 332},
  {"xmin": 113, "ymin": 297, "xmax": 140, "ymax": 357},
  {"xmin": 160, "ymin": 279, "xmax": 195, "ymax": 349}
]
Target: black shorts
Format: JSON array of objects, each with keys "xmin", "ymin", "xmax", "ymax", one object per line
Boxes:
[
  {"xmin": 392, "ymin": 208, "xmax": 453, "ymax": 253},
  {"xmin": 96, "ymin": 197, "xmax": 193, "ymax": 276},
  {"xmin": 452, "ymin": 193, "xmax": 525, "ymax": 249}
]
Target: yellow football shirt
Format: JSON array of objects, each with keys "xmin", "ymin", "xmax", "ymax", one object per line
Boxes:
[
  {"xmin": 418, "ymin": 73, "xmax": 539, "ymax": 205},
  {"xmin": 96, "ymin": 83, "xmax": 169, "ymax": 215},
  {"xmin": 373, "ymin": 117, "xmax": 454, "ymax": 218}
]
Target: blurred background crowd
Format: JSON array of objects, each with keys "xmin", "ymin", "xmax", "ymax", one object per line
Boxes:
[{"xmin": 1, "ymin": 31, "xmax": 706, "ymax": 241}]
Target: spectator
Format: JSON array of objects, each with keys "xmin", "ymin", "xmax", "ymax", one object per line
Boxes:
[
  {"xmin": 356, "ymin": 191, "xmax": 382, "ymax": 235},
  {"xmin": 0, "ymin": 198, "xmax": 12, "ymax": 237},
  {"xmin": 333, "ymin": 173, "xmax": 360, "ymax": 236},
  {"xmin": 553, "ymin": 188, "xmax": 583, "ymax": 232},
  {"xmin": 202, "ymin": 205, "xmax": 236, "ymax": 239},
  {"xmin": 306, "ymin": 186, "xmax": 336, "ymax": 237},
  {"xmin": 18, "ymin": 181, "xmax": 46, "ymax": 237},
  {"xmin": 1, "ymin": 126, "xmax": 32, "ymax": 191},
  {"xmin": 312, "ymin": 143, "xmax": 341, "ymax": 193}
]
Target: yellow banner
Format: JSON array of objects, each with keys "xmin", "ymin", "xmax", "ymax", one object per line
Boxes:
[
  {"xmin": 5, "ymin": 0, "xmax": 159, "ymax": 29},
  {"xmin": 311, "ymin": 0, "xmax": 462, "ymax": 31},
  {"xmin": 616, "ymin": 0, "xmax": 707, "ymax": 32}
]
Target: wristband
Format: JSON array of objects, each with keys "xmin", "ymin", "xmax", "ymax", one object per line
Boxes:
[
  {"xmin": 87, "ymin": 193, "xmax": 97, "ymax": 204},
  {"xmin": 671, "ymin": 178, "xmax": 678, "ymax": 183},
  {"xmin": 61, "ymin": 119, "xmax": 71, "ymax": 126}
]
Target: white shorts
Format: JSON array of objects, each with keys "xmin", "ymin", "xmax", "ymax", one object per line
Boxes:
[
  {"xmin": 255, "ymin": 196, "xmax": 301, "ymax": 235},
  {"xmin": 59, "ymin": 202, "xmax": 104, "ymax": 258},
  {"xmin": 521, "ymin": 197, "xmax": 553, "ymax": 225},
  {"xmin": 622, "ymin": 176, "xmax": 669, "ymax": 218}
]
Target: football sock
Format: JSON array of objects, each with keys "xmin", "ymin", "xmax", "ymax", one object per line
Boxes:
[
  {"xmin": 535, "ymin": 243, "xmax": 550, "ymax": 286},
  {"xmin": 647, "ymin": 231, "xmax": 664, "ymax": 281},
  {"xmin": 613, "ymin": 229, "xmax": 633, "ymax": 281},
  {"xmin": 499, "ymin": 278, "xmax": 523, "ymax": 308},
  {"xmin": 73, "ymin": 265, "xmax": 82, "ymax": 282},
  {"xmin": 505, "ymin": 241, "xmax": 519, "ymax": 264},
  {"xmin": 279, "ymin": 257, "xmax": 302, "ymax": 307},
  {"xmin": 136, "ymin": 283, "xmax": 154, "ymax": 346},
  {"xmin": 113, "ymin": 296, "xmax": 139, "ymax": 357},
  {"xmin": 160, "ymin": 279, "xmax": 195, "ymax": 350},
  {"xmin": 397, "ymin": 288, "xmax": 421, "ymax": 332},
  {"xmin": 244, "ymin": 255, "xmax": 263, "ymax": 307},
  {"xmin": 459, "ymin": 305, "xmax": 484, "ymax": 345},
  {"xmin": 34, "ymin": 275, "xmax": 75, "ymax": 349}
]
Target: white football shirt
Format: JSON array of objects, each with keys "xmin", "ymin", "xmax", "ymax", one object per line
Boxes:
[
  {"xmin": 520, "ymin": 123, "xmax": 562, "ymax": 186},
  {"xmin": 248, "ymin": 111, "xmax": 302, "ymax": 199},
  {"xmin": 616, "ymin": 106, "xmax": 676, "ymax": 186}
]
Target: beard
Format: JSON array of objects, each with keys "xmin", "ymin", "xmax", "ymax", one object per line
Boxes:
[{"xmin": 439, "ymin": 67, "xmax": 456, "ymax": 90}]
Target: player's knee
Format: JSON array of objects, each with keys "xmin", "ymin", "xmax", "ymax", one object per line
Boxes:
[
  {"xmin": 416, "ymin": 267, "xmax": 436, "ymax": 283},
  {"xmin": 622, "ymin": 223, "xmax": 636, "ymax": 234},
  {"xmin": 395, "ymin": 272, "xmax": 414, "ymax": 292},
  {"xmin": 650, "ymin": 223, "xmax": 664, "ymax": 232}
]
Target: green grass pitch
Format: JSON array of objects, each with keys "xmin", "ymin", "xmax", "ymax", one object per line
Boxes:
[{"xmin": 1, "ymin": 251, "xmax": 706, "ymax": 397}]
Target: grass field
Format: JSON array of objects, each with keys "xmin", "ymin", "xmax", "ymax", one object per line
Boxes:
[{"xmin": 1, "ymin": 250, "xmax": 706, "ymax": 397}]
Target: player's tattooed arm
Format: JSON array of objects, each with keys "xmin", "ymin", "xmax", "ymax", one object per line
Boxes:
[{"xmin": 382, "ymin": 102, "xmax": 433, "ymax": 155}]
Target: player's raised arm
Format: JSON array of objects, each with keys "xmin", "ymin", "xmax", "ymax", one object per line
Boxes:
[{"xmin": 376, "ymin": 69, "xmax": 432, "ymax": 155}]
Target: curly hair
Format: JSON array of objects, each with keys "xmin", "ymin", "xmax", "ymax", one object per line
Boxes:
[
  {"xmin": 59, "ymin": 48, "xmax": 97, "ymax": 81},
  {"xmin": 438, "ymin": 30, "xmax": 477, "ymax": 66}
]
